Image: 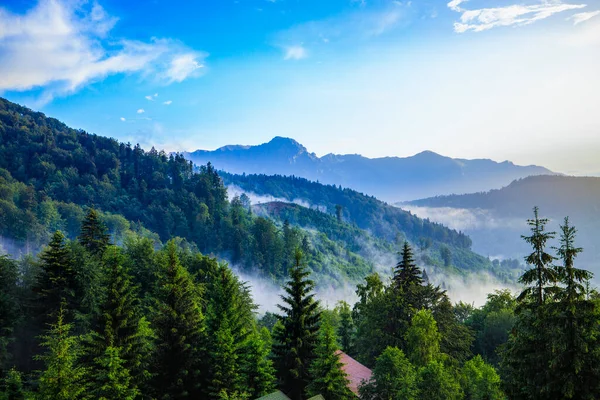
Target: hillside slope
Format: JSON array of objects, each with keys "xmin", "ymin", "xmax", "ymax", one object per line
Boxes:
[{"xmin": 185, "ymin": 137, "xmax": 553, "ymax": 201}]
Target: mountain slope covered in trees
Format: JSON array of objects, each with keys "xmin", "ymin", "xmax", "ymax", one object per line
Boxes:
[{"xmin": 185, "ymin": 136, "xmax": 553, "ymax": 201}]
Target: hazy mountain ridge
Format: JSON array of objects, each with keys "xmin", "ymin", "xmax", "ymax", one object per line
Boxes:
[
  {"xmin": 185, "ymin": 137, "xmax": 554, "ymax": 201},
  {"xmin": 402, "ymin": 175, "xmax": 600, "ymax": 274}
]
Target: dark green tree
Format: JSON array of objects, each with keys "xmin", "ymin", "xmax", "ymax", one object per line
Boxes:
[
  {"xmin": 518, "ymin": 207, "xmax": 556, "ymax": 306},
  {"xmin": 0, "ymin": 256, "xmax": 20, "ymax": 376},
  {"xmin": 306, "ymin": 321, "xmax": 354, "ymax": 400},
  {"xmin": 273, "ymin": 249, "xmax": 321, "ymax": 400},
  {"xmin": 151, "ymin": 240, "xmax": 206, "ymax": 399},
  {"xmin": 1, "ymin": 367, "xmax": 28, "ymax": 400},
  {"xmin": 417, "ymin": 361, "xmax": 463, "ymax": 400},
  {"xmin": 85, "ymin": 246, "xmax": 151, "ymax": 389},
  {"xmin": 34, "ymin": 231, "xmax": 78, "ymax": 322},
  {"xmin": 79, "ymin": 208, "xmax": 110, "ymax": 256},
  {"xmin": 393, "ymin": 242, "xmax": 422, "ymax": 290}
]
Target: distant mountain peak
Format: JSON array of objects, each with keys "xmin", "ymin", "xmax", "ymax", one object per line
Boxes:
[{"xmin": 262, "ymin": 136, "xmax": 307, "ymax": 152}]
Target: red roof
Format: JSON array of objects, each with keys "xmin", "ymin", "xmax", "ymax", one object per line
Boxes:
[{"xmin": 336, "ymin": 350, "xmax": 373, "ymax": 395}]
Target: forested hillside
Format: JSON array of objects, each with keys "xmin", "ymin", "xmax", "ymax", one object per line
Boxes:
[
  {"xmin": 0, "ymin": 97, "xmax": 373, "ymax": 284},
  {"xmin": 221, "ymin": 172, "xmax": 514, "ymax": 278}
]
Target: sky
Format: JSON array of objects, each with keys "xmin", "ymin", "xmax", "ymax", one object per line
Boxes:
[{"xmin": 1, "ymin": 0, "xmax": 600, "ymax": 175}]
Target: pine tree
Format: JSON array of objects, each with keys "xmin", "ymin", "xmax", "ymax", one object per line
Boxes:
[
  {"xmin": 518, "ymin": 207, "xmax": 556, "ymax": 306},
  {"xmin": 273, "ymin": 249, "xmax": 321, "ymax": 400},
  {"xmin": 92, "ymin": 346, "xmax": 140, "ymax": 400},
  {"xmin": 85, "ymin": 247, "xmax": 150, "ymax": 390},
  {"xmin": 306, "ymin": 321, "xmax": 354, "ymax": 400},
  {"xmin": 545, "ymin": 218, "xmax": 599, "ymax": 399},
  {"xmin": 34, "ymin": 231, "xmax": 78, "ymax": 322},
  {"xmin": 239, "ymin": 327, "xmax": 276, "ymax": 399},
  {"xmin": 36, "ymin": 307, "xmax": 88, "ymax": 400},
  {"xmin": 79, "ymin": 208, "xmax": 110, "ymax": 256},
  {"xmin": 151, "ymin": 240, "xmax": 206, "ymax": 399},
  {"xmin": 393, "ymin": 242, "xmax": 422, "ymax": 290}
]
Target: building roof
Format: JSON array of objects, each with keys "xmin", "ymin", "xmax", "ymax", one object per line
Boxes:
[
  {"xmin": 336, "ymin": 350, "xmax": 373, "ymax": 395},
  {"xmin": 255, "ymin": 390, "xmax": 291, "ymax": 400}
]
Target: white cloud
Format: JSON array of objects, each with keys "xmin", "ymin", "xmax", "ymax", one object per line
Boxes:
[
  {"xmin": 145, "ymin": 93, "xmax": 158, "ymax": 100},
  {"xmin": 163, "ymin": 100, "xmax": 172, "ymax": 105},
  {"xmin": 448, "ymin": 1, "xmax": 587, "ymax": 33},
  {"xmin": 120, "ymin": 117, "xmax": 126, "ymax": 121},
  {"xmin": 164, "ymin": 53, "xmax": 205, "ymax": 83},
  {"xmin": 0, "ymin": 0, "xmax": 207, "ymax": 103},
  {"xmin": 137, "ymin": 108, "xmax": 144, "ymax": 114},
  {"xmin": 568, "ymin": 10, "xmax": 600, "ymax": 24},
  {"xmin": 283, "ymin": 45, "xmax": 308, "ymax": 60},
  {"xmin": 447, "ymin": 0, "xmax": 467, "ymax": 12}
]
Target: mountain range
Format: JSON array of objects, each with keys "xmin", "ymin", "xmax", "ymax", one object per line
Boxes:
[{"xmin": 184, "ymin": 137, "xmax": 554, "ymax": 202}]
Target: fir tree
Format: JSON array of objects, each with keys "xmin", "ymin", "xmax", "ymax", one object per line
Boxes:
[
  {"xmin": 85, "ymin": 247, "xmax": 150, "ymax": 389},
  {"xmin": 36, "ymin": 307, "xmax": 88, "ymax": 400},
  {"xmin": 151, "ymin": 240, "xmax": 206, "ymax": 399},
  {"xmin": 518, "ymin": 207, "xmax": 556, "ymax": 306},
  {"xmin": 34, "ymin": 231, "xmax": 78, "ymax": 322},
  {"xmin": 393, "ymin": 242, "xmax": 422, "ymax": 290},
  {"xmin": 1, "ymin": 367, "xmax": 27, "ymax": 400},
  {"xmin": 273, "ymin": 249, "xmax": 321, "ymax": 400},
  {"xmin": 79, "ymin": 208, "xmax": 110, "ymax": 256},
  {"xmin": 306, "ymin": 321, "xmax": 354, "ymax": 400}
]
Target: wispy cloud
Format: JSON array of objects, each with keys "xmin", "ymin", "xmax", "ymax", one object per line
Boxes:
[
  {"xmin": 448, "ymin": 0, "xmax": 587, "ymax": 33},
  {"xmin": 120, "ymin": 117, "xmax": 126, "ymax": 121},
  {"xmin": 137, "ymin": 108, "xmax": 145, "ymax": 114},
  {"xmin": 0, "ymin": 0, "xmax": 207, "ymax": 104},
  {"xmin": 283, "ymin": 45, "xmax": 308, "ymax": 60},
  {"xmin": 145, "ymin": 93, "xmax": 158, "ymax": 101},
  {"xmin": 163, "ymin": 100, "xmax": 172, "ymax": 105},
  {"xmin": 568, "ymin": 10, "xmax": 600, "ymax": 24}
]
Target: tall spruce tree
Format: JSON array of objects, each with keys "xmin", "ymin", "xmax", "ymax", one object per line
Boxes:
[
  {"xmin": 545, "ymin": 218, "xmax": 599, "ymax": 399},
  {"xmin": 518, "ymin": 207, "xmax": 557, "ymax": 306},
  {"xmin": 306, "ymin": 321, "xmax": 354, "ymax": 400},
  {"xmin": 85, "ymin": 247, "xmax": 150, "ymax": 390},
  {"xmin": 34, "ymin": 231, "xmax": 78, "ymax": 322},
  {"xmin": 92, "ymin": 346, "xmax": 140, "ymax": 400},
  {"xmin": 273, "ymin": 249, "xmax": 321, "ymax": 400},
  {"xmin": 79, "ymin": 208, "xmax": 110, "ymax": 256},
  {"xmin": 151, "ymin": 240, "xmax": 206, "ymax": 399},
  {"xmin": 393, "ymin": 242, "xmax": 422, "ymax": 290}
]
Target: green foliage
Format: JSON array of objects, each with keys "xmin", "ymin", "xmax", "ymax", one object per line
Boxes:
[
  {"xmin": 460, "ymin": 355, "xmax": 505, "ymax": 400},
  {"xmin": 78, "ymin": 209, "xmax": 110, "ymax": 256},
  {"xmin": 335, "ymin": 301, "xmax": 354, "ymax": 355},
  {"xmin": 273, "ymin": 250, "xmax": 321, "ymax": 400},
  {"xmin": 0, "ymin": 367, "xmax": 28, "ymax": 400},
  {"xmin": 0, "ymin": 256, "xmax": 20, "ymax": 375},
  {"xmin": 150, "ymin": 240, "xmax": 206, "ymax": 399},
  {"xmin": 405, "ymin": 309, "xmax": 441, "ymax": 368},
  {"xmin": 417, "ymin": 361, "xmax": 463, "ymax": 400},
  {"xmin": 306, "ymin": 322, "xmax": 354, "ymax": 400},
  {"xmin": 239, "ymin": 328, "xmax": 276, "ymax": 399},
  {"xmin": 359, "ymin": 347, "xmax": 418, "ymax": 400},
  {"xmin": 36, "ymin": 309, "xmax": 88, "ymax": 400},
  {"xmin": 92, "ymin": 346, "xmax": 140, "ymax": 400}
]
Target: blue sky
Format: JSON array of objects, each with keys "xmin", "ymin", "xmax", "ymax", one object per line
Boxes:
[{"xmin": 1, "ymin": 0, "xmax": 600, "ymax": 174}]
